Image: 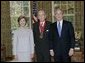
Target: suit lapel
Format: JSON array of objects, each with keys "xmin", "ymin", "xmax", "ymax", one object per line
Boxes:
[
  {"xmin": 55, "ymin": 21, "xmax": 65, "ymax": 38},
  {"xmin": 61, "ymin": 21, "xmax": 65, "ymax": 37},
  {"xmin": 43, "ymin": 21, "xmax": 48, "ymax": 37},
  {"xmin": 44, "ymin": 21, "xmax": 48, "ymax": 32},
  {"xmin": 37, "ymin": 21, "xmax": 40, "ymax": 36},
  {"xmin": 55, "ymin": 22, "xmax": 59, "ymax": 37}
]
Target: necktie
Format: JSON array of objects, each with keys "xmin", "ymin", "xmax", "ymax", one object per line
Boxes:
[
  {"xmin": 57, "ymin": 22, "xmax": 61, "ymax": 37},
  {"xmin": 40, "ymin": 22, "xmax": 44, "ymax": 33}
]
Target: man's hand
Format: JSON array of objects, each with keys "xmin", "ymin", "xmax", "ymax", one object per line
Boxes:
[
  {"xmin": 50, "ymin": 49, "xmax": 54, "ymax": 56},
  {"xmin": 68, "ymin": 48, "xmax": 74, "ymax": 56},
  {"xmin": 32, "ymin": 15, "xmax": 38, "ymax": 23}
]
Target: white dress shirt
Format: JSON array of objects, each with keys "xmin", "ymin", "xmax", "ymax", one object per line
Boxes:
[{"xmin": 40, "ymin": 21, "xmax": 45, "ymax": 27}]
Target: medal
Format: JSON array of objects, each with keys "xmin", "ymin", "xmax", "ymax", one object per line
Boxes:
[
  {"xmin": 39, "ymin": 21, "xmax": 46, "ymax": 39},
  {"xmin": 40, "ymin": 32, "xmax": 43, "ymax": 39}
]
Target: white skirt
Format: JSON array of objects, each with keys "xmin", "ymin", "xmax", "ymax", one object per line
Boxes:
[{"xmin": 16, "ymin": 52, "xmax": 32, "ymax": 62}]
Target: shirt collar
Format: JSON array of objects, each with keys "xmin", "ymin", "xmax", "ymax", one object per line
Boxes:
[
  {"xmin": 57, "ymin": 19, "xmax": 63, "ymax": 24},
  {"xmin": 40, "ymin": 21, "xmax": 45, "ymax": 26}
]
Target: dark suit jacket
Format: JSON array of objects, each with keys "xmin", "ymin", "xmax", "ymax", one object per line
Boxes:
[
  {"xmin": 50, "ymin": 20, "xmax": 75, "ymax": 55},
  {"xmin": 33, "ymin": 21, "xmax": 52, "ymax": 54}
]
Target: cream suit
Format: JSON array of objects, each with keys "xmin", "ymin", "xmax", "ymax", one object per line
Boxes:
[{"xmin": 12, "ymin": 27, "xmax": 34, "ymax": 62}]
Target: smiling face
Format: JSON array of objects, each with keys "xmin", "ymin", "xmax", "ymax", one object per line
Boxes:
[
  {"xmin": 54, "ymin": 9, "xmax": 63, "ymax": 21},
  {"xmin": 37, "ymin": 10, "xmax": 46, "ymax": 22},
  {"xmin": 19, "ymin": 18, "xmax": 26, "ymax": 27},
  {"xmin": 18, "ymin": 16, "xmax": 27, "ymax": 27}
]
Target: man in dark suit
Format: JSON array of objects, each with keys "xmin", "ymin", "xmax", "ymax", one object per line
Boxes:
[
  {"xmin": 50, "ymin": 8, "xmax": 75, "ymax": 62},
  {"xmin": 33, "ymin": 10, "xmax": 51, "ymax": 62}
]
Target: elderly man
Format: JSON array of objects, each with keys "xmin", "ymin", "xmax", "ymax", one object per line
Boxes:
[{"xmin": 33, "ymin": 10, "xmax": 52, "ymax": 62}]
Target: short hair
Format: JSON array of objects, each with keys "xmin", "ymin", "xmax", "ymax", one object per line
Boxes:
[
  {"xmin": 54, "ymin": 7, "xmax": 64, "ymax": 14},
  {"xmin": 18, "ymin": 15, "xmax": 27, "ymax": 23},
  {"xmin": 37, "ymin": 9, "xmax": 46, "ymax": 16}
]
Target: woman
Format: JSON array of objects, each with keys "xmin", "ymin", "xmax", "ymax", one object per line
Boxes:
[{"xmin": 12, "ymin": 16, "xmax": 34, "ymax": 62}]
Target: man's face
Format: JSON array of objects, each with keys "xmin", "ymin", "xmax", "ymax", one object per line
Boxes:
[
  {"xmin": 54, "ymin": 9, "xmax": 63, "ymax": 21},
  {"xmin": 37, "ymin": 10, "xmax": 46, "ymax": 22}
]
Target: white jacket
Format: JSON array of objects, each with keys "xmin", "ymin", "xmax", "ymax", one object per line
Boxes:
[{"xmin": 12, "ymin": 27, "xmax": 34, "ymax": 55}]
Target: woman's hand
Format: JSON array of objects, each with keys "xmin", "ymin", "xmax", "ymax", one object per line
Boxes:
[{"xmin": 30, "ymin": 53, "xmax": 34, "ymax": 59}]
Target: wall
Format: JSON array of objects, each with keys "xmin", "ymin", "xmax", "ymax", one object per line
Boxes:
[{"xmin": 1, "ymin": 1, "xmax": 12, "ymax": 57}]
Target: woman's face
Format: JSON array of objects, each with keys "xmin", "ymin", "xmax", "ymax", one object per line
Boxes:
[{"xmin": 19, "ymin": 18, "xmax": 26, "ymax": 27}]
